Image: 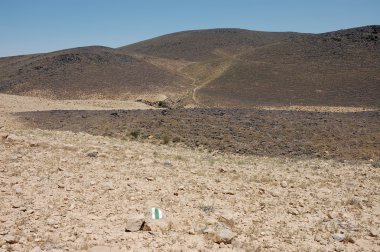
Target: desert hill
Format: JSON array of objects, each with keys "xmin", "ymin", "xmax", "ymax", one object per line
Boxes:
[
  {"xmin": 0, "ymin": 46, "xmax": 191, "ymax": 100},
  {"xmin": 0, "ymin": 26, "xmax": 379, "ymax": 107},
  {"xmin": 119, "ymin": 28, "xmax": 304, "ymax": 61},
  {"xmin": 195, "ymin": 26, "xmax": 380, "ymax": 107}
]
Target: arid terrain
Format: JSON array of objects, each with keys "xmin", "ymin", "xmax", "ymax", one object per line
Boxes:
[
  {"xmin": 1, "ymin": 94, "xmax": 379, "ymax": 252},
  {"xmin": 0, "ymin": 25, "xmax": 379, "ymax": 251},
  {"xmin": 0, "ymin": 26, "xmax": 379, "ymax": 108}
]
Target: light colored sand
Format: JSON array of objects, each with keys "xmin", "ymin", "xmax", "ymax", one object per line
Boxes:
[
  {"xmin": 0, "ymin": 94, "xmax": 154, "ymax": 113},
  {"xmin": 0, "ymin": 94, "xmax": 379, "ymax": 251}
]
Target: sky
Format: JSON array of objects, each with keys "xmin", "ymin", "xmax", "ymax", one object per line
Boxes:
[{"xmin": 0, "ymin": 0, "xmax": 379, "ymax": 57}]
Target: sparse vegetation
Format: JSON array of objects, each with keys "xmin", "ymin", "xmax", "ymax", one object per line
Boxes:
[
  {"xmin": 130, "ymin": 130, "xmax": 142, "ymax": 139},
  {"xmin": 199, "ymin": 205, "xmax": 215, "ymax": 214},
  {"xmin": 162, "ymin": 135, "xmax": 170, "ymax": 145},
  {"xmin": 172, "ymin": 136, "xmax": 181, "ymax": 143}
]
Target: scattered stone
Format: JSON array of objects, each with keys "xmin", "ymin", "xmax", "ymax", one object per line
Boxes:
[
  {"xmin": 281, "ymin": 181, "xmax": 288, "ymax": 188},
  {"xmin": 88, "ymin": 246, "xmax": 124, "ymax": 252},
  {"xmin": 0, "ymin": 229, "xmax": 9, "ymax": 235},
  {"xmin": 223, "ymin": 191, "xmax": 235, "ymax": 195},
  {"xmin": 369, "ymin": 228, "xmax": 378, "ymax": 237},
  {"xmin": 29, "ymin": 142, "xmax": 39, "ymax": 147},
  {"xmin": 90, "ymin": 181, "xmax": 96, "ymax": 186},
  {"xmin": 86, "ymin": 151, "xmax": 98, "ymax": 158},
  {"xmin": 205, "ymin": 227, "xmax": 236, "ymax": 244},
  {"xmin": 335, "ymin": 244, "xmax": 345, "ymax": 252},
  {"xmin": 102, "ymin": 182, "xmax": 114, "ymax": 190},
  {"xmin": 125, "ymin": 214, "xmax": 145, "ymax": 232},
  {"xmin": 143, "ymin": 218, "xmax": 171, "ymax": 233},
  {"xmin": 288, "ymin": 209, "xmax": 299, "ymax": 216},
  {"xmin": 163, "ymin": 160, "xmax": 172, "ymax": 167},
  {"xmin": 12, "ymin": 184, "xmax": 23, "ymax": 194},
  {"xmin": 46, "ymin": 216, "xmax": 61, "ymax": 226},
  {"xmin": 146, "ymin": 177, "xmax": 154, "ymax": 181},
  {"xmin": 30, "ymin": 246, "xmax": 42, "ymax": 252},
  {"xmin": 333, "ymin": 233, "xmax": 346, "ymax": 242},
  {"xmin": 270, "ymin": 190, "xmax": 281, "ymax": 197},
  {"xmin": 3, "ymin": 234, "xmax": 17, "ymax": 244},
  {"xmin": 314, "ymin": 234, "xmax": 323, "ymax": 243},
  {"xmin": 327, "ymin": 211, "xmax": 338, "ymax": 219},
  {"xmin": 217, "ymin": 212, "xmax": 235, "ymax": 227},
  {"xmin": 0, "ymin": 133, "xmax": 8, "ymax": 140},
  {"xmin": 12, "ymin": 202, "xmax": 23, "ymax": 208}
]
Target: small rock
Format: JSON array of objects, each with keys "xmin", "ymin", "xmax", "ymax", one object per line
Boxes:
[
  {"xmin": 125, "ymin": 214, "xmax": 145, "ymax": 232},
  {"xmin": 0, "ymin": 133, "xmax": 8, "ymax": 140},
  {"xmin": 12, "ymin": 202, "xmax": 23, "ymax": 208},
  {"xmin": 335, "ymin": 244, "xmax": 345, "ymax": 252},
  {"xmin": 30, "ymin": 246, "xmax": 42, "ymax": 252},
  {"xmin": 288, "ymin": 209, "xmax": 299, "ymax": 216},
  {"xmin": 29, "ymin": 142, "xmax": 39, "ymax": 147},
  {"xmin": 3, "ymin": 234, "xmax": 17, "ymax": 244},
  {"xmin": 314, "ymin": 234, "xmax": 323, "ymax": 242},
  {"xmin": 327, "ymin": 211, "xmax": 338, "ymax": 219},
  {"xmin": 281, "ymin": 181, "xmax": 288, "ymax": 188},
  {"xmin": 163, "ymin": 161, "xmax": 172, "ymax": 167},
  {"xmin": 270, "ymin": 190, "xmax": 281, "ymax": 197},
  {"xmin": 146, "ymin": 177, "xmax": 154, "ymax": 181},
  {"xmin": 86, "ymin": 151, "xmax": 98, "ymax": 158},
  {"xmin": 217, "ymin": 212, "xmax": 235, "ymax": 227},
  {"xmin": 369, "ymin": 228, "xmax": 378, "ymax": 237},
  {"xmin": 333, "ymin": 233, "xmax": 346, "ymax": 242},
  {"xmin": 205, "ymin": 228, "xmax": 236, "ymax": 244},
  {"xmin": 143, "ymin": 218, "xmax": 171, "ymax": 233},
  {"xmin": 102, "ymin": 182, "xmax": 114, "ymax": 190},
  {"xmin": 90, "ymin": 181, "xmax": 96, "ymax": 186},
  {"xmin": 0, "ymin": 229, "xmax": 9, "ymax": 235},
  {"xmin": 88, "ymin": 246, "xmax": 124, "ymax": 252},
  {"xmin": 46, "ymin": 216, "xmax": 61, "ymax": 226},
  {"xmin": 12, "ymin": 185, "xmax": 23, "ymax": 194}
]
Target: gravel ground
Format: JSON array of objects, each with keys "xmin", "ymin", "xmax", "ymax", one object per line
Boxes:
[
  {"xmin": 0, "ymin": 94, "xmax": 379, "ymax": 251},
  {"xmin": 0, "ymin": 129, "xmax": 379, "ymax": 251}
]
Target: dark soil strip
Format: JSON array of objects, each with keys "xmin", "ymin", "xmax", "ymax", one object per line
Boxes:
[{"xmin": 17, "ymin": 109, "xmax": 380, "ymax": 161}]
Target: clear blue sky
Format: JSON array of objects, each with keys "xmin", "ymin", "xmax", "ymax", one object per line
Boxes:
[{"xmin": 0, "ymin": 0, "xmax": 379, "ymax": 57}]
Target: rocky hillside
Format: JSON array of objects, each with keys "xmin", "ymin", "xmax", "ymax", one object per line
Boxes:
[{"xmin": 0, "ymin": 26, "xmax": 379, "ymax": 107}]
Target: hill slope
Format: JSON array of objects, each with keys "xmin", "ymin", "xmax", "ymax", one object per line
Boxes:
[
  {"xmin": 119, "ymin": 28, "xmax": 303, "ymax": 61},
  {"xmin": 0, "ymin": 46, "xmax": 191, "ymax": 100},
  {"xmin": 191, "ymin": 26, "xmax": 380, "ymax": 107}
]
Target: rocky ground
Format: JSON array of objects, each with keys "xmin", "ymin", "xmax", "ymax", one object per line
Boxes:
[{"xmin": 0, "ymin": 94, "xmax": 379, "ymax": 251}]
